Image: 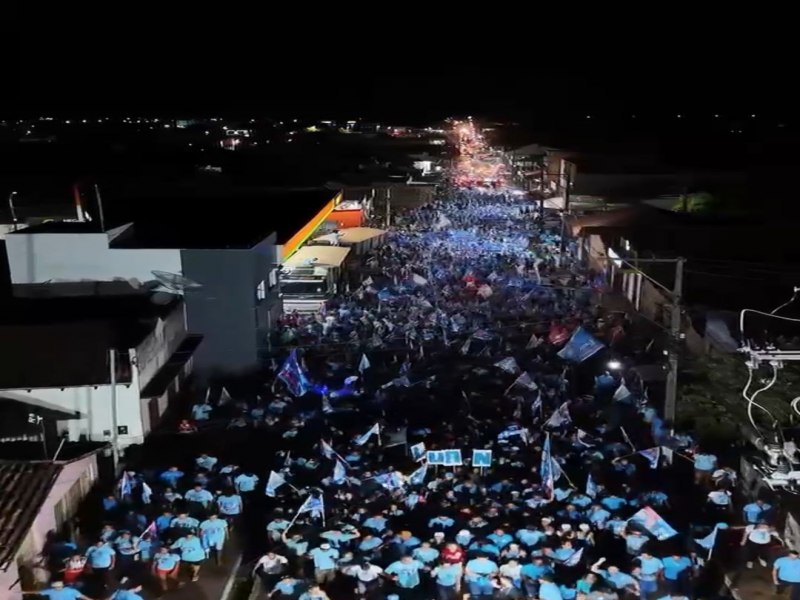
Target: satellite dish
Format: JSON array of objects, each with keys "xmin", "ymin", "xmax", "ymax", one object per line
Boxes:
[{"xmin": 149, "ymin": 270, "xmax": 203, "ymax": 295}]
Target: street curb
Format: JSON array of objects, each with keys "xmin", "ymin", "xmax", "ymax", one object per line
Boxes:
[
  {"xmin": 724, "ymin": 574, "xmax": 743, "ymax": 600},
  {"xmin": 220, "ymin": 552, "xmax": 244, "ymax": 600}
]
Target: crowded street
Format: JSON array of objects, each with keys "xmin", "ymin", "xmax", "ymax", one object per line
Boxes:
[{"xmin": 55, "ymin": 121, "xmax": 772, "ymax": 600}]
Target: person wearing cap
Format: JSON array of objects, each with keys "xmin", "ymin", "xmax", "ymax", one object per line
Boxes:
[
  {"xmin": 23, "ymin": 580, "xmax": 93, "ymax": 600},
  {"xmin": 151, "ymin": 547, "xmax": 180, "ymax": 593},
  {"xmin": 308, "ymin": 542, "xmax": 339, "ymax": 585},
  {"xmin": 774, "ymin": 549, "xmax": 800, "ymax": 599}
]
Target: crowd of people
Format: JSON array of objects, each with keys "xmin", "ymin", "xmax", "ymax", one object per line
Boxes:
[{"xmin": 31, "ymin": 149, "xmax": 800, "ymax": 600}]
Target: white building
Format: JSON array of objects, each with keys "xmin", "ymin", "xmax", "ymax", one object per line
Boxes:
[{"xmin": 0, "ymin": 293, "xmax": 200, "ymax": 450}]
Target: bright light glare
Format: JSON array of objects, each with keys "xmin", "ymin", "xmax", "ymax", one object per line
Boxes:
[{"xmin": 607, "ymin": 360, "xmax": 622, "ymax": 370}]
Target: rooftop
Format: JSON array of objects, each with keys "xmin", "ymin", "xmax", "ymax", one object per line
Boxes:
[
  {"xmin": 0, "ymin": 461, "xmax": 61, "ymax": 569},
  {"xmin": 0, "ymin": 293, "xmax": 181, "ymax": 389}
]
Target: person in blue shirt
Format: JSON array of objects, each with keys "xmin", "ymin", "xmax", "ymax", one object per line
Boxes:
[
  {"xmin": 692, "ymin": 448, "xmax": 717, "ymax": 486},
  {"xmin": 35, "ymin": 580, "xmax": 92, "ymax": 600},
  {"xmin": 234, "ymin": 471, "xmax": 259, "ymax": 494},
  {"xmin": 358, "ymin": 533, "xmax": 384, "ymax": 558},
  {"xmin": 155, "ymin": 511, "xmax": 174, "ymax": 533},
  {"xmin": 152, "ymin": 547, "xmax": 181, "ymax": 593},
  {"xmin": 516, "ymin": 525, "xmax": 544, "ymax": 548},
  {"xmin": 385, "ymin": 555, "xmax": 424, "ymax": 590},
  {"xmin": 537, "ymin": 575, "xmax": 563, "ymax": 600},
  {"xmin": 196, "ymin": 453, "xmax": 218, "ymax": 471},
  {"xmin": 113, "ymin": 531, "xmax": 140, "ymax": 572},
  {"xmin": 171, "ymin": 531, "xmax": 205, "ymax": 581},
  {"xmin": 520, "ymin": 555, "xmax": 551, "ymax": 599},
  {"xmin": 488, "ymin": 528, "xmax": 513, "ymax": 549},
  {"xmin": 743, "ymin": 498, "xmax": 772, "ymax": 524},
  {"xmin": 601, "ymin": 495, "xmax": 627, "ymax": 511},
  {"xmin": 199, "ymin": 514, "xmax": 228, "ymax": 565},
  {"xmin": 185, "ymin": 484, "xmax": 214, "ymax": 509},
  {"xmin": 429, "ymin": 515, "xmax": 455, "ymax": 530},
  {"xmin": 774, "ymin": 550, "xmax": 800, "ymax": 600},
  {"xmin": 587, "ymin": 504, "xmax": 611, "ymax": 527},
  {"xmin": 171, "ymin": 512, "xmax": 199, "ymax": 532},
  {"xmin": 661, "ymin": 553, "xmax": 693, "ymax": 595},
  {"xmin": 110, "ymin": 582, "xmax": 144, "ymax": 600},
  {"xmin": 308, "ymin": 543, "xmax": 339, "ymax": 584},
  {"xmin": 590, "ymin": 558, "xmax": 640, "ymax": 596},
  {"xmin": 102, "ymin": 494, "xmax": 119, "ymax": 514},
  {"xmin": 271, "ymin": 576, "xmax": 302, "ymax": 598},
  {"xmin": 191, "ymin": 400, "xmax": 212, "ymax": 421},
  {"xmin": 85, "ymin": 540, "xmax": 115, "ymax": 586},
  {"xmin": 217, "ymin": 492, "xmax": 243, "ymax": 529},
  {"xmin": 431, "ymin": 562, "xmax": 462, "ymax": 600},
  {"xmin": 634, "ymin": 551, "xmax": 663, "ymax": 598},
  {"xmin": 465, "ymin": 554, "xmax": 499, "ymax": 597},
  {"xmin": 412, "ymin": 541, "xmax": 439, "ymax": 565},
  {"xmin": 362, "ymin": 513, "xmax": 387, "ymax": 533},
  {"xmin": 623, "ymin": 531, "xmax": 649, "ymax": 556},
  {"xmin": 159, "ymin": 466, "xmax": 184, "ymax": 487}
]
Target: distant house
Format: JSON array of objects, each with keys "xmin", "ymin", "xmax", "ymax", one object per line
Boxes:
[
  {"xmin": 0, "ymin": 294, "xmax": 198, "ymax": 449},
  {"xmin": 0, "ymin": 445, "xmax": 107, "ymax": 597}
]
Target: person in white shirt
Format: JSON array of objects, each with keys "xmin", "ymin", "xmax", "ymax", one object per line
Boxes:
[
  {"xmin": 254, "ymin": 551, "xmax": 289, "ymax": 588},
  {"xmin": 344, "ymin": 560, "xmax": 384, "ymax": 598},
  {"xmin": 706, "ymin": 489, "xmax": 733, "ymax": 514},
  {"xmin": 740, "ymin": 522, "xmax": 782, "ymax": 568}
]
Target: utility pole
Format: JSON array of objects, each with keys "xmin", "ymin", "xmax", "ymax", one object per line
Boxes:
[
  {"xmin": 385, "ymin": 188, "xmax": 391, "ymax": 228},
  {"xmin": 558, "ymin": 168, "xmax": 571, "ymax": 266},
  {"xmin": 664, "ymin": 257, "xmax": 685, "ymax": 423},
  {"xmin": 109, "ymin": 348, "xmax": 119, "ymax": 468}
]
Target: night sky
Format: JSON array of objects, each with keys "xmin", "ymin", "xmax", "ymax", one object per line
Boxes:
[{"xmin": 13, "ymin": 22, "xmax": 796, "ymax": 123}]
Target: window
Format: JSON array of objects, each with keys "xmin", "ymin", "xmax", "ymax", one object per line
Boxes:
[
  {"xmin": 268, "ymin": 268, "xmax": 278, "ymax": 289},
  {"xmin": 256, "ymin": 280, "xmax": 266, "ymax": 301}
]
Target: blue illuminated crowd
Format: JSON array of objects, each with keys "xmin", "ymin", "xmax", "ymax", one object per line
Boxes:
[{"xmin": 35, "ymin": 180, "xmax": 800, "ymax": 600}]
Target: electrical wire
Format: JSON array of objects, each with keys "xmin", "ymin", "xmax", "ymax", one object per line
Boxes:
[
  {"xmin": 739, "ymin": 309, "xmax": 800, "ymax": 348},
  {"xmin": 743, "ymin": 362, "xmax": 779, "ymax": 436}
]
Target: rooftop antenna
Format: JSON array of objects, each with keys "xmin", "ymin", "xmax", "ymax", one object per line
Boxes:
[{"xmin": 93, "ymin": 184, "xmax": 106, "ymax": 232}]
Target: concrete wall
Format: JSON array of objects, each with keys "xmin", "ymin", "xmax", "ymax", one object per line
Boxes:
[
  {"xmin": 5, "ymin": 233, "xmax": 181, "ymax": 284},
  {"xmin": 4, "ymin": 453, "xmax": 100, "ymax": 599},
  {"xmin": 133, "ymin": 304, "xmax": 188, "ymax": 391},
  {"xmin": 5, "ymin": 381, "xmax": 143, "ymax": 447},
  {"xmin": 181, "ymin": 243, "xmax": 279, "ymax": 376}
]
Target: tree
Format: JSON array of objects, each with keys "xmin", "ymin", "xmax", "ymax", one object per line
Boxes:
[{"xmin": 677, "ymin": 352, "xmax": 800, "ymax": 442}]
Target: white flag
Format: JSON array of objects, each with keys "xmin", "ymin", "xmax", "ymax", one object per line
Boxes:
[
  {"xmin": 511, "ymin": 372, "xmax": 538, "ymax": 391},
  {"xmin": 219, "ymin": 386, "xmax": 233, "ymax": 406},
  {"xmin": 265, "ymin": 471, "xmax": 286, "ymax": 497},
  {"xmin": 358, "ymin": 354, "xmax": 371, "ymax": 373},
  {"xmin": 412, "ymin": 273, "xmax": 428, "ymax": 286},
  {"xmin": 141, "ymin": 481, "xmax": 153, "ymax": 505},
  {"xmin": 354, "ymin": 423, "xmax": 380, "ymax": 446},
  {"xmin": 613, "ymin": 382, "xmax": 632, "ymax": 402},
  {"xmin": 332, "ymin": 459, "xmax": 347, "ymax": 484},
  {"xmin": 494, "ymin": 357, "xmax": 520, "ymax": 374},
  {"xmin": 526, "ymin": 333, "xmax": 542, "ymax": 349},
  {"xmin": 545, "ymin": 402, "xmax": 572, "ymax": 428}
]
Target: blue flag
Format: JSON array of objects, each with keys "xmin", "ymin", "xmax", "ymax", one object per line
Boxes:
[
  {"xmin": 557, "ymin": 327, "xmax": 605, "ymax": 363},
  {"xmin": 586, "ymin": 473, "xmax": 598, "ymax": 498},
  {"xmin": 332, "ymin": 459, "xmax": 347, "ymax": 484},
  {"xmin": 408, "ymin": 464, "xmax": 428, "ymax": 486},
  {"xmin": 540, "ymin": 433, "xmax": 555, "ymax": 498},
  {"xmin": 278, "ymin": 350, "xmax": 311, "ymax": 397}
]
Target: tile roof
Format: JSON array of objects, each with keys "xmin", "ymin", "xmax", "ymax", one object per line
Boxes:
[{"xmin": 0, "ymin": 461, "xmax": 61, "ymax": 568}]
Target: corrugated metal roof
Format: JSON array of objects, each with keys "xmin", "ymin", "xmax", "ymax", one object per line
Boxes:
[{"xmin": 0, "ymin": 461, "xmax": 62, "ymax": 569}]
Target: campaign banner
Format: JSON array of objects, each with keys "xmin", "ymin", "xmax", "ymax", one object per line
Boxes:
[
  {"xmin": 426, "ymin": 450, "xmax": 445, "ymax": 465},
  {"xmin": 443, "ymin": 449, "xmax": 463, "ymax": 466},
  {"xmin": 472, "ymin": 449, "xmax": 492, "ymax": 468}
]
